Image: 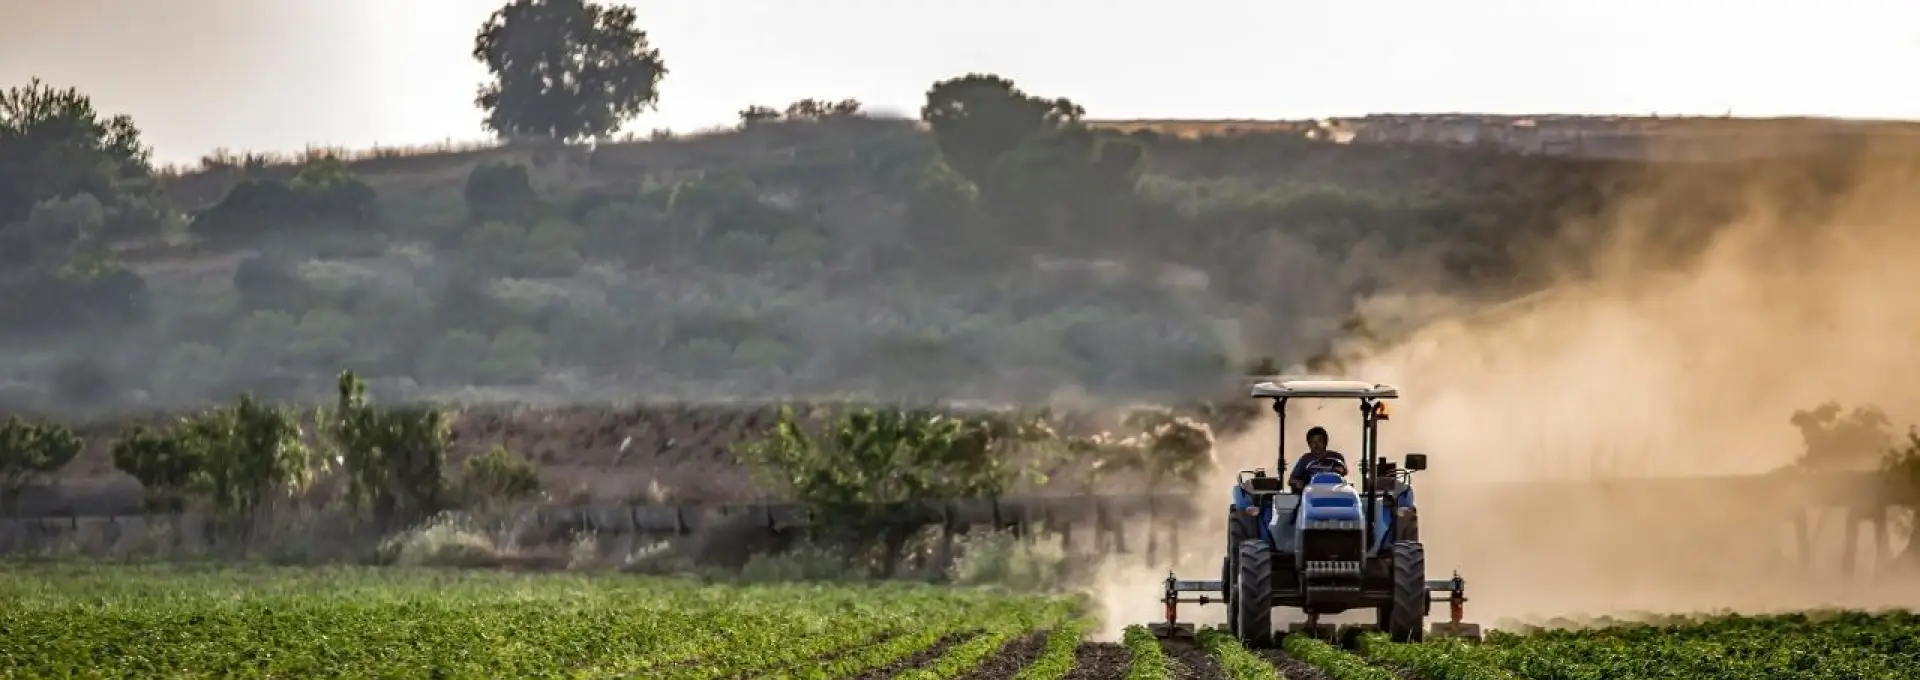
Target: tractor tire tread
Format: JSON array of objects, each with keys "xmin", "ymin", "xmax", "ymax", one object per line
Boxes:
[
  {"xmin": 1225, "ymin": 510, "xmax": 1255, "ymax": 636},
  {"xmin": 1235, "ymin": 539, "xmax": 1275, "ymax": 649},
  {"xmin": 1387, "ymin": 540, "xmax": 1426, "ymax": 643}
]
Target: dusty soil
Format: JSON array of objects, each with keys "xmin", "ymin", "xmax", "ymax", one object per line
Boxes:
[
  {"xmin": 1060, "ymin": 642, "xmax": 1132, "ymax": 680},
  {"xmin": 851, "ymin": 630, "xmax": 978, "ymax": 679},
  {"xmin": 958, "ymin": 630, "xmax": 1050, "ymax": 680},
  {"xmin": 1157, "ymin": 639, "xmax": 1229, "ymax": 680}
]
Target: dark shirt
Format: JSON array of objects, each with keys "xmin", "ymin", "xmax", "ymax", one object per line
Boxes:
[{"xmin": 1289, "ymin": 450, "xmax": 1349, "ymax": 491}]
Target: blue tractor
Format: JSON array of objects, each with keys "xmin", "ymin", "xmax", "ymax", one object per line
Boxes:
[{"xmin": 1148, "ymin": 379, "xmax": 1482, "ymax": 648}]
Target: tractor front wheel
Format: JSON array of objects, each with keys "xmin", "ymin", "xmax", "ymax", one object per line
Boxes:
[
  {"xmin": 1234, "ymin": 539, "xmax": 1274, "ymax": 648},
  {"xmin": 1383, "ymin": 541, "xmax": 1427, "ymax": 642}
]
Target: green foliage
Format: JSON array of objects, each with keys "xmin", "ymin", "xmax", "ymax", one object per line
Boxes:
[
  {"xmin": 106, "ymin": 396, "xmax": 314, "ymax": 525},
  {"xmin": 5, "ymin": 73, "xmax": 1841, "ymax": 409},
  {"xmin": 979, "ymin": 127, "xmax": 1144, "ymax": 247},
  {"xmin": 463, "ymin": 161, "xmax": 542, "ymax": 225},
  {"xmin": 1010, "ymin": 620, "xmax": 1083, "ymax": 680},
  {"xmin": 1355, "ymin": 633, "xmax": 1514, "ymax": 680},
  {"xmin": 904, "ymin": 160, "xmax": 984, "ymax": 256},
  {"xmin": 921, "ymin": 74, "xmax": 1083, "ymax": 188},
  {"xmin": 741, "ymin": 406, "xmax": 1028, "ymax": 511},
  {"xmin": 109, "ymin": 425, "xmax": 202, "ymax": 512},
  {"xmin": 1883, "ymin": 427, "xmax": 1920, "ymax": 504},
  {"xmin": 193, "ymin": 178, "xmax": 297, "ymax": 241},
  {"xmin": 1283, "ymin": 634, "xmax": 1396, "ymax": 679},
  {"xmin": 194, "ymin": 158, "xmax": 379, "ymax": 242},
  {"xmin": 0, "ymin": 564, "xmax": 1072, "ymax": 678},
  {"xmin": 0, "ymin": 191, "xmax": 152, "ymax": 337},
  {"xmin": 231, "ymin": 254, "xmax": 310, "ymax": 311},
  {"xmin": 898, "ymin": 602, "xmax": 1070, "ymax": 680},
  {"xmin": 783, "ymin": 98, "xmax": 862, "ymax": 120},
  {"xmin": 0, "ymin": 77, "xmax": 152, "ymax": 227},
  {"xmin": 461, "ymin": 445, "xmax": 542, "ymax": 503},
  {"xmin": 739, "ymin": 99, "xmax": 862, "ymax": 126},
  {"xmin": 326, "ymin": 371, "xmax": 450, "ymax": 527},
  {"xmin": 739, "ymin": 405, "xmax": 1052, "ymax": 574},
  {"xmin": 1789, "ymin": 402, "xmax": 1895, "ymax": 470},
  {"xmin": 1121, "ymin": 624, "xmax": 1174, "ymax": 680},
  {"xmin": 1195, "ymin": 629, "xmax": 1281, "ymax": 679},
  {"xmin": 473, "ymin": 0, "xmax": 669, "ymax": 142},
  {"xmin": 177, "ymin": 394, "xmax": 311, "ymax": 519},
  {"xmin": 460, "ymin": 219, "xmax": 584, "ymax": 277},
  {"xmin": 0, "ymin": 416, "xmax": 82, "ymax": 514},
  {"xmin": 289, "ymin": 157, "xmax": 379, "ymax": 225},
  {"xmin": 947, "ymin": 530, "xmax": 1068, "ymax": 592},
  {"xmin": 1447, "ymin": 611, "xmax": 1920, "ymax": 680},
  {"xmin": 738, "ymin": 105, "xmax": 781, "ymax": 125},
  {"xmin": 1064, "ymin": 409, "xmax": 1216, "ymax": 491},
  {"xmin": 10, "ymin": 193, "xmax": 104, "ymax": 266}
]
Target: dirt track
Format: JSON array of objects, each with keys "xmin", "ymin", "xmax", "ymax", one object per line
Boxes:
[
  {"xmin": 1254, "ymin": 648, "xmax": 1334, "ymax": 680},
  {"xmin": 853, "ymin": 630, "xmax": 977, "ymax": 678},
  {"xmin": 1158, "ymin": 639, "xmax": 1228, "ymax": 679},
  {"xmin": 1059, "ymin": 642, "xmax": 1130, "ymax": 679},
  {"xmin": 959, "ymin": 631, "xmax": 1049, "ymax": 679}
]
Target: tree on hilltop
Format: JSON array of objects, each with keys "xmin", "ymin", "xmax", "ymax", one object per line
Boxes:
[
  {"xmin": 0, "ymin": 79, "xmax": 159, "ymax": 340},
  {"xmin": 920, "ymin": 74, "xmax": 1083, "ymax": 188},
  {"xmin": 472, "ymin": 0, "xmax": 669, "ymax": 143},
  {"xmin": 916, "ymin": 74, "xmax": 1146, "ymax": 252},
  {"xmin": 0, "ymin": 78, "xmax": 154, "ymax": 228},
  {"xmin": 0, "ymin": 79, "xmax": 152, "ymax": 227}
]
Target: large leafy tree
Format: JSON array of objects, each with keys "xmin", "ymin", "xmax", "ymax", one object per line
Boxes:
[
  {"xmin": 0, "ymin": 78, "xmax": 151, "ymax": 227},
  {"xmin": 920, "ymin": 74, "xmax": 1083, "ymax": 188},
  {"xmin": 472, "ymin": 0, "xmax": 669, "ymax": 142},
  {"xmin": 740, "ymin": 406, "xmax": 1053, "ymax": 576},
  {"xmin": 0, "ymin": 417, "xmax": 82, "ymax": 516},
  {"xmin": 0, "ymin": 79, "xmax": 156, "ymax": 340}
]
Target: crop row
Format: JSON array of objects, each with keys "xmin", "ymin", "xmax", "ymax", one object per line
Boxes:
[
  {"xmin": 1114, "ymin": 612, "xmax": 1920, "ymax": 680},
  {"xmin": 2, "ymin": 563, "xmax": 1915, "ymax": 679}
]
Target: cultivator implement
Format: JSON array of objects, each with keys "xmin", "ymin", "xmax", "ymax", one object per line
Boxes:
[
  {"xmin": 1149, "ymin": 570, "xmax": 1484, "ymax": 643},
  {"xmin": 1146, "ymin": 577, "xmax": 1223, "ymax": 638}
]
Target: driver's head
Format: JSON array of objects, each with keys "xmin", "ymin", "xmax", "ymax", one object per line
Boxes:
[{"xmin": 1305, "ymin": 426, "xmax": 1329, "ymax": 453}]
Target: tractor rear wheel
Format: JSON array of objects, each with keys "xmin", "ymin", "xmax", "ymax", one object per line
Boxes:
[
  {"xmin": 1234, "ymin": 539, "xmax": 1274, "ymax": 648},
  {"xmin": 1383, "ymin": 541, "xmax": 1427, "ymax": 642}
]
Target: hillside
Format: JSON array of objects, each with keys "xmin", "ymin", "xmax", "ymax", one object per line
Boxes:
[
  {"xmin": 7, "ymin": 114, "xmax": 1634, "ymax": 414},
  {"xmin": 1, "ymin": 110, "xmax": 1912, "ymax": 509},
  {"xmin": 57, "ymin": 116, "xmax": 1915, "ymax": 416}
]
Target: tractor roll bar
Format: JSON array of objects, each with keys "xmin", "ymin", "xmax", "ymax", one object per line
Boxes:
[
  {"xmin": 1272, "ymin": 397, "xmax": 1288, "ymax": 478},
  {"xmin": 1360, "ymin": 397, "xmax": 1378, "ymax": 551}
]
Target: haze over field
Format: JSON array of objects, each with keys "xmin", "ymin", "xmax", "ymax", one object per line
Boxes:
[{"xmin": 1086, "ymin": 139, "xmax": 1920, "ymax": 635}]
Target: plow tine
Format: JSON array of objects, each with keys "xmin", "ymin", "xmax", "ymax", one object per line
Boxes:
[{"xmin": 1148, "ymin": 572, "xmax": 1224, "ymax": 638}]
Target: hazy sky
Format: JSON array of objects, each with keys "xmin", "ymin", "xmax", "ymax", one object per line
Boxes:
[{"xmin": 3, "ymin": 0, "xmax": 1917, "ymax": 166}]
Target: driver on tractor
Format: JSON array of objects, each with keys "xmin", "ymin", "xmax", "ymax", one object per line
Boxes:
[{"xmin": 1288, "ymin": 426, "xmax": 1349, "ymax": 493}]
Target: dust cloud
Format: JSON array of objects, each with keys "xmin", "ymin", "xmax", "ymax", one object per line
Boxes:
[{"xmin": 1084, "ymin": 139, "xmax": 1920, "ymax": 637}]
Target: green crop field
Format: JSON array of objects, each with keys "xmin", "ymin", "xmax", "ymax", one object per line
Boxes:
[{"xmin": 0, "ymin": 563, "xmax": 1914, "ymax": 679}]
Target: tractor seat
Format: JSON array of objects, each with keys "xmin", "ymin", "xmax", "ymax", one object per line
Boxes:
[{"xmin": 1240, "ymin": 475, "xmax": 1285, "ymax": 494}]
